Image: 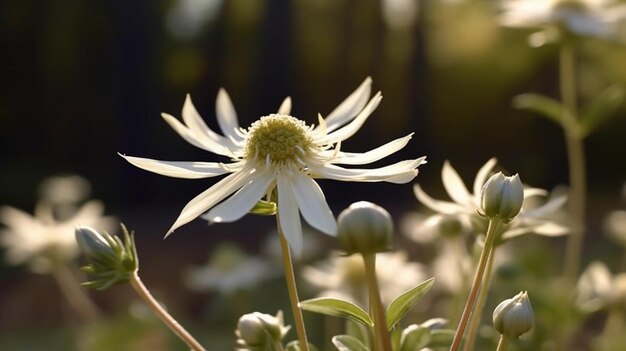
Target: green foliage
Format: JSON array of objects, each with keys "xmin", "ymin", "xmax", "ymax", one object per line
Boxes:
[
  {"xmin": 513, "ymin": 93, "xmax": 565, "ymax": 126},
  {"xmin": 331, "ymin": 335, "xmax": 369, "ymax": 351},
  {"xmin": 579, "ymin": 85, "xmax": 624, "ymax": 137},
  {"xmin": 385, "ymin": 277, "xmax": 435, "ymax": 330},
  {"xmin": 285, "ymin": 341, "xmax": 319, "ymax": 351},
  {"xmin": 299, "ymin": 298, "xmax": 373, "ymax": 327}
]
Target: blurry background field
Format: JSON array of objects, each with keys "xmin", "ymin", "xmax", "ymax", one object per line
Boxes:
[{"xmin": 2, "ymin": 0, "xmax": 626, "ymax": 350}]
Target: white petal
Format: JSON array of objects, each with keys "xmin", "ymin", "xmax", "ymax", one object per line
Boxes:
[
  {"xmin": 166, "ymin": 169, "xmax": 253, "ymax": 236},
  {"xmin": 277, "ymin": 97, "xmax": 292, "ymax": 115},
  {"xmin": 277, "ymin": 172, "xmax": 303, "ymax": 255},
  {"xmin": 520, "ymin": 195, "xmax": 567, "ymax": 219},
  {"xmin": 523, "ymin": 187, "xmax": 549, "ymax": 198},
  {"xmin": 327, "ymin": 134, "xmax": 413, "ymax": 165},
  {"xmin": 290, "ymin": 172, "xmax": 337, "ymax": 236},
  {"xmin": 120, "ymin": 154, "xmax": 232, "ymax": 179},
  {"xmin": 324, "ymin": 77, "xmax": 372, "ymax": 133},
  {"xmin": 312, "ymin": 157, "xmax": 426, "ymax": 183},
  {"xmin": 216, "ymin": 89, "xmax": 243, "ymax": 141},
  {"xmin": 442, "ymin": 160, "xmax": 472, "ymax": 207},
  {"xmin": 182, "ymin": 95, "xmax": 240, "ymax": 149},
  {"xmin": 203, "ymin": 169, "xmax": 276, "ymax": 223},
  {"xmin": 472, "ymin": 158, "xmax": 498, "ymax": 198},
  {"xmin": 413, "ymin": 184, "xmax": 467, "ymax": 215},
  {"xmin": 161, "ymin": 113, "xmax": 234, "ymax": 157},
  {"xmin": 322, "ymin": 92, "xmax": 382, "ymax": 144}
]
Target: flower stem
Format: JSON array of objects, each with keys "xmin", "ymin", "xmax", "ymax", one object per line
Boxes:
[
  {"xmin": 362, "ymin": 253, "xmax": 392, "ymax": 351},
  {"xmin": 277, "ymin": 220, "xmax": 310, "ymax": 351},
  {"xmin": 52, "ymin": 264, "xmax": 101, "ymax": 322},
  {"xmin": 559, "ymin": 44, "xmax": 587, "ymax": 284},
  {"xmin": 449, "ymin": 218, "xmax": 500, "ymax": 351},
  {"xmin": 462, "ymin": 250, "xmax": 497, "ymax": 351},
  {"xmin": 496, "ymin": 334, "xmax": 509, "ymax": 351},
  {"xmin": 129, "ymin": 271, "xmax": 206, "ymax": 351}
]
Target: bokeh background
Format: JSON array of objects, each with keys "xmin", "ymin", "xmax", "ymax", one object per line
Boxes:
[{"xmin": 2, "ymin": 0, "xmax": 626, "ymax": 349}]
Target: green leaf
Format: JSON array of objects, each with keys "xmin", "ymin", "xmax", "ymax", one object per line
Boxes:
[
  {"xmin": 398, "ymin": 325, "xmax": 431, "ymax": 351},
  {"xmin": 300, "ymin": 298, "xmax": 373, "ymax": 327},
  {"xmin": 385, "ymin": 277, "xmax": 435, "ymax": 330},
  {"xmin": 285, "ymin": 341, "xmax": 318, "ymax": 351},
  {"xmin": 579, "ymin": 85, "xmax": 624, "ymax": 137},
  {"xmin": 513, "ymin": 93, "xmax": 564, "ymax": 126},
  {"xmin": 331, "ymin": 335, "xmax": 370, "ymax": 351},
  {"xmin": 425, "ymin": 329, "xmax": 456, "ymax": 348}
]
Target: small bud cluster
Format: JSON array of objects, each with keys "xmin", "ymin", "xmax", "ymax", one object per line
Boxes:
[
  {"xmin": 493, "ymin": 291, "xmax": 534, "ymax": 338},
  {"xmin": 235, "ymin": 311, "xmax": 290, "ymax": 350},
  {"xmin": 75, "ymin": 225, "xmax": 138, "ymax": 290},
  {"xmin": 337, "ymin": 201, "xmax": 393, "ymax": 255},
  {"xmin": 480, "ymin": 172, "xmax": 524, "ymax": 221}
]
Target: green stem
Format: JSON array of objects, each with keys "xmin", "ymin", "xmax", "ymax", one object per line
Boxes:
[
  {"xmin": 462, "ymin": 249, "xmax": 497, "ymax": 351},
  {"xmin": 600, "ymin": 307, "xmax": 624, "ymax": 343},
  {"xmin": 52, "ymin": 264, "xmax": 101, "ymax": 322},
  {"xmin": 559, "ymin": 44, "xmax": 587, "ymax": 284},
  {"xmin": 362, "ymin": 253, "xmax": 392, "ymax": 351},
  {"xmin": 277, "ymin": 218, "xmax": 310, "ymax": 351},
  {"xmin": 449, "ymin": 219, "xmax": 500, "ymax": 351},
  {"xmin": 496, "ymin": 334, "xmax": 509, "ymax": 351},
  {"xmin": 129, "ymin": 271, "xmax": 206, "ymax": 351}
]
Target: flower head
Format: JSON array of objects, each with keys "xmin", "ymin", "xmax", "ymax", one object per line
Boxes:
[
  {"xmin": 1, "ymin": 197, "xmax": 115, "ymax": 273},
  {"xmin": 337, "ymin": 201, "xmax": 394, "ymax": 255},
  {"xmin": 413, "ymin": 158, "xmax": 568, "ymax": 241},
  {"xmin": 500, "ymin": 0, "xmax": 626, "ymax": 43},
  {"xmin": 121, "ymin": 78, "xmax": 425, "ymax": 253},
  {"xmin": 302, "ymin": 251, "xmax": 427, "ymax": 307},
  {"xmin": 576, "ymin": 261, "xmax": 626, "ymax": 311},
  {"xmin": 236, "ymin": 311, "xmax": 290, "ymax": 350},
  {"xmin": 480, "ymin": 172, "xmax": 524, "ymax": 221},
  {"xmin": 493, "ymin": 291, "xmax": 534, "ymax": 338}
]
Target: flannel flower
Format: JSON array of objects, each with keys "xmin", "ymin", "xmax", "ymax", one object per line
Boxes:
[
  {"xmin": 121, "ymin": 78, "xmax": 426, "ymax": 253},
  {"xmin": 500, "ymin": 0, "xmax": 626, "ymax": 42},
  {"xmin": 413, "ymin": 158, "xmax": 568, "ymax": 241}
]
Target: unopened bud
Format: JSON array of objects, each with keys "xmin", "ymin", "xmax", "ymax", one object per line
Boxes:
[
  {"xmin": 481, "ymin": 172, "xmax": 524, "ymax": 221},
  {"xmin": 75, "ymin": 226, "xmax": 113, "ymax": 258},
  {"xmin": 236, "ymin": 311, "xmax": 290, "ymax": 348},
  {"xmin": 493, "ymin": 291, "xmax": 533, "ymax": 338},
  {"xmin": 337, "ymin": 201, "xmax": 393, "ymax": 255}
]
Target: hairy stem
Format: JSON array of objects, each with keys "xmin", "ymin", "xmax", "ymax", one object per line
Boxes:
[
  {"xmin": 462, "ymin": 250, "xmax": 497, "ymax": 351},
  {"xmin": 363, "ymin": 253, "xmax": 392, "ymax": 351},
  {"xmin": 449, "ymin": 219, "xmax": 500, "ymax": 351},
  {"xmin": 129, "ymin": 271, "xmax": 206, "ymax": 351},
  {"xmin": 277, "ymin": 218, "xmax": 310, "ymax": 351},
  {"xmin": 560, "ymin": 44, "xmax": 587, "ymax": 283}
]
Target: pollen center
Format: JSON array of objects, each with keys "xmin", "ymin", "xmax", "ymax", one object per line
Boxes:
[{"xmin": 244, "ymin": 114, "xmax": 312, "ymax": 163}]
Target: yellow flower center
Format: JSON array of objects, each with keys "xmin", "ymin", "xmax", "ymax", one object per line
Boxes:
[{"xmin": 244, "ymin": 114, "xmax": 312, "ymax": 164}]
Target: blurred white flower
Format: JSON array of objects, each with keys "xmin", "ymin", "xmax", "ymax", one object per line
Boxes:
[
  {"xmin": 0, "ymin": 200, "xmax": 114, "ymax": 273},
  {"xmin": 185, "ymin": 243, "xmax": 279, "ymax": 295},
  {"xmin": 413, "ymin": 158, "xmax": 568, "ymax": 241},
  {"xmin": 302, "ymin": 251, "xmax": 428, "ymax": 307},
  {"xmin": 604, "ymin": 210, "xmax": 626, "ymax": 246},
  {"xmin": 500, "ymin": 0, "xmax": 626, "ymax": 42},
  {"xmin": 121, "ymin": 78, "xmax": 425, "ymax": 254},
  {"xmin": 38, "ymin": 174, "xmax": 91, "ymax": 208},
  {"xmin": 576, "ymin": 261, "xmax": 626, "ymax": 311}
]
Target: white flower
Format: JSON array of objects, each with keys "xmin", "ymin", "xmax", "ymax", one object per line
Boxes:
[
  {"xmin": 413, "ymin": 158, "xmax": 568, "ymax": 240},
  {"xmin": 302, "ymin": 251, "xmax": 428, "ymax": 307},
  {"xmin": 184, "ymin": 242, "xmax": 279, "ymax": 295},
  {"xmin": 604, "ymin": 210, "xmax": 626, "ymax": 246},
  {"xmin": 576, "ymin": 261, "xmax": 626, "ymax": 311},
  {"xmin": 121, "ymin": 78, "xmax": 426, "ymax": 253},
  {"xmin": 0, "ymin": 200, "xmax": 114, "ymax": 273},
  {"xmin": 500, "ymin": 0, "xmax": 626, "ymax": 41}
]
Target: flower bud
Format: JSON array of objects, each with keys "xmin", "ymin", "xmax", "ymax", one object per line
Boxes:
[
  {"xmin": 481, "ymin": 172, "xmax": 524, "ymax": 221},
  {"xmin": 75, "ymin": 225, "xmax": 138, "ymax": 290},
  {"xmin": 493, "ymin": 291, "xmax": 533, "ymax": 338},
  {"xmin": 236, "ymin": 311, "xmax": 290, "ymax": 349},
  {"xmin": 337, "ymin": 201, "xmax": 393, "ymax": 255},
  {"xmin": 75, "ymin": 226, "xmax": 114, "ymax": 258}
]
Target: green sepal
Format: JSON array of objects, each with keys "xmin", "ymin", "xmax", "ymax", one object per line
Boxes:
[
  {"xmin": 249, "ymin": 200, "xmax": 277, "ymax": 216},
  {"xmin": 385, "ymin": 277, "xmax": 435, "ymax": 330},
  {"xmin": 331, "ymin": 335, "xmax": 369, "ymax": 351},
  {"xmin": 299, "ymin": 297, "xmax": 373, "ymax": 327}
]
